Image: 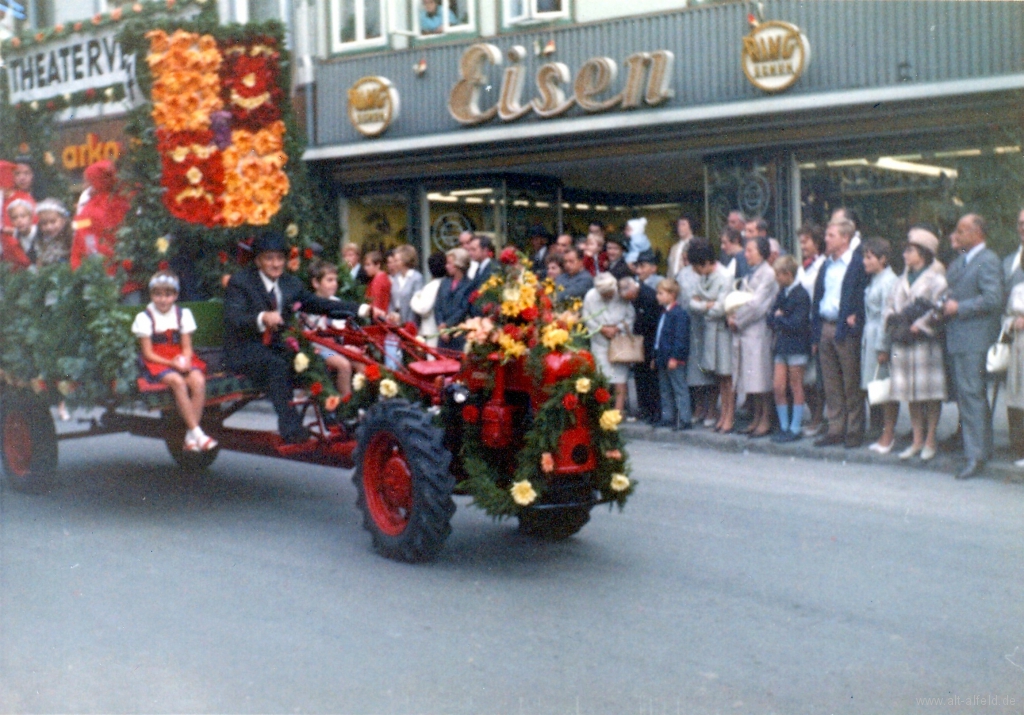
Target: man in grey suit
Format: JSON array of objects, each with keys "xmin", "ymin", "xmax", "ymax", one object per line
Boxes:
[{"xmin": 942, "ymin": 213, "xmax": 1005, "ymax": 479}]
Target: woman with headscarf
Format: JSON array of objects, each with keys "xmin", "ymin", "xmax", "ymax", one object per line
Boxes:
[{"xmin": 584, "ymin": 272, "xmax": 636, "ymax": 412}]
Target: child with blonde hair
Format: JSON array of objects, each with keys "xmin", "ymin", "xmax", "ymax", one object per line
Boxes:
[{"xmin": 132, "ymin": 270, "xmax": 216, "ymax": 452}]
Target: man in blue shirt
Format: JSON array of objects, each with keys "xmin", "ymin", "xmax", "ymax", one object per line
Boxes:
[
  {"xmin": 811, "ymin": 218, "xmax": 869, "ymax": 448},
  {"xmin": 420, "ymin": 0, "xmax": 457, "ymax": 33}
]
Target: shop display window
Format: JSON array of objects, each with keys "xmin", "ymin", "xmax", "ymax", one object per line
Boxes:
[
  {"xmin": 331, "ymin": 0, "xmax": 385, "ymax": 52},
  {"xmin": 413, "ymin": 0, "xmax": 474, "ymax": 37},
  {"xmin": 504, "ymin": 0, "xmax": 567, "ymax": 27},
  {"xmin": 798, "ymin": 142, "xmax": 1024, "ymax": 265},
  {"xmin": 427, "ymin": 185, "xmax": 503, "ymax": 254}
]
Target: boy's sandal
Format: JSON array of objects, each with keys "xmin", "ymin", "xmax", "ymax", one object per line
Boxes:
[
  {"xmin": 198, "ymin": 436, "xmax": 219, "ymax": 452},
  {"xmin": 183, "ymin": 437, "xmax": 202, "ymax": 452}
]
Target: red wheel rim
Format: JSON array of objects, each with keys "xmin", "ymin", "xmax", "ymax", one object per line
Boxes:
[
  {"xmin": 362, "ymin": 432, "xmax": 413, "ymax": 536},
  {"xmin": 3, "ymin": 412, "xmax": 32, "ymax": 477}
]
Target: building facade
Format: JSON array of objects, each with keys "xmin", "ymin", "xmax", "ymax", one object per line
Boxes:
[{"xmin": 300, "ymin": 0, "xmax": 1024, "ymax": 264}]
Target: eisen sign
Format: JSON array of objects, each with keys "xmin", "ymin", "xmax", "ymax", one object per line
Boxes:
[{"xmin": 448, "ymin": 43, "xmax": 674, "ymax": 126}]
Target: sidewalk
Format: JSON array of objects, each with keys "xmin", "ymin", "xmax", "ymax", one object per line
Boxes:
[{"xmin": 621, "ymin": 405, "xmax": 1024, "ymax": 484}]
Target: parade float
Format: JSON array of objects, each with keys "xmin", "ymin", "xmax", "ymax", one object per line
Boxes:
[{"xmin": 0, "ymin": 1, "xmax": 633, "ymax": 561}]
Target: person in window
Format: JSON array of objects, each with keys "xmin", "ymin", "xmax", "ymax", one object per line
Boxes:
[{"xmin": 420, "ymin": 0, "xmax": 457, "ymax": 34}]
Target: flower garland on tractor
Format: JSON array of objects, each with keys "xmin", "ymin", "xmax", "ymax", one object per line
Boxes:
[{"xmin": 451, "ymin": 248, "xmax": 634, "ymax": 517}]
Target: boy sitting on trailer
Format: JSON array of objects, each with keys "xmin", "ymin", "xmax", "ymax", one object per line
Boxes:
[
  {"xmin": 300, "ymin": 259, "xmax": 354, "ymax": 401},
  {"xmin": 223, "ymin": 232, "xmax": 376, "ymax": 444}
]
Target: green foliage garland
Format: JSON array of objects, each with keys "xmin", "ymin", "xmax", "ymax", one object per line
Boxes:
[{"xmin": 0, "ymin": 260, "xmax": 137, "ymax": 406}]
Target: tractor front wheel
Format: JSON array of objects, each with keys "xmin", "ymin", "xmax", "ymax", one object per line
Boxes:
[
  {"xmin": 353, "ymin": 399, "xmax": 455, "ymax": 562},
  {"xmin": 0, "ymin": 389, "xmax": 58, "ymax": 492}
]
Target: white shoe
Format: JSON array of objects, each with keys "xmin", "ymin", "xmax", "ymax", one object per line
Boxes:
[
  {"xmin": 870, "ymin": 441, "xmax": 894, "ymax": 455},
  {"xmin": 920, "ymin": 446, "xmax": 936, "ymax": 461},
  {"xmin": 183, "ymin": 437, "xmax": 201, "ymax": 452},
  {"xmin": 899, "ymin": 444, "xmax": 922, "ymax": 460},
  {"xmin": 57, "ymin": 404, "xmax": 70, "ymax": 421},
  {"xmin": 1015, "ymin": 458, "xmax": 1024, "ymax": 468}
]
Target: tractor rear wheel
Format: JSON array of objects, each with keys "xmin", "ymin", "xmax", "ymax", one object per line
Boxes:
[
  {"xmin": 0, "ymin": 389, "xmax": 58, "ymax": 492},
  {"xmin": 518, "ymin": 477, "xmax": 594, "ymax": 540},
  {"xmin": 353, "ymin": 399, "xmax": 454, "ymax": 562}
]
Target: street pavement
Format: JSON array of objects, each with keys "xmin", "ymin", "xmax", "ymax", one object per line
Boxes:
[{"xmin": 2, "ymin": 417, "xmax": 1024, "ymax": 714}]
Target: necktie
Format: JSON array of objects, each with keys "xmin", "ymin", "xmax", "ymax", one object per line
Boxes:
[{"xmin": 263, "ymin": 285, "xmax": 278, "ymax": 345}]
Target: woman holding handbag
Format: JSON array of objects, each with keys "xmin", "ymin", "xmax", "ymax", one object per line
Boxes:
[
  {"xmin": 861, "ymin": 238, "xmax": 900, "ymax": 453},
  {"xmin": 1002, "ymin": 281, "xmax": 1024, "ymax": 466},
  {"xmin": 881, "ymin": 227, "xmax": 948, "ymax": 461},
  {"xmin": 728, "ymin": 236, "xmax": 779, "ymax": 437},
  {"xmin": 584, "ymin": 272, "xmax": 636, "ymax": 413}
]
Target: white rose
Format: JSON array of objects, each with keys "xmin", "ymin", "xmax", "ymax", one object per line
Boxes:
[{"xmin": 379, "ymin": 379, "xmax": 398, "ymax": 398}]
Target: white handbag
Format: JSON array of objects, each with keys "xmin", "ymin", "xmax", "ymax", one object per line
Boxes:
[
  {"xmin": 986, "ymin": 326, "xmax": 1011, "ymax": 375},
  {"xmin": 866, "ymin": 363, "xmax": 892, "ymax": 406}
]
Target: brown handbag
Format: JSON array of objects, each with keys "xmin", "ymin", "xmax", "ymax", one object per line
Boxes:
[{"xmin": 608, "ymin": 330, "xmax": 645, "ymax": 364}]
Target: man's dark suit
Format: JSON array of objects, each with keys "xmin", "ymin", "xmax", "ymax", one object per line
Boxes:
[
  {"xmin": 945, "ymin": 246, "xmax": 1004, "ymax": 463},
  {"xmin": 812, "ymin": 246, "xmax": 870, "ymax": 442},
  {"xmin": 630, "ymin": 282, "xmax": 661, "ymax": 423},
  {"xmin": 224, "ymin": 267, "xmax": 358, "ymax": 440}
]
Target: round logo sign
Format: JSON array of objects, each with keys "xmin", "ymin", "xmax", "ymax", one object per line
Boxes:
[
  {"xmin": 741, "ymin": 21, "xmax": 810, "ymax": 94},
  {"xmin": 347, "ymin": 76, "xmax": 400, "ymax": 138}
]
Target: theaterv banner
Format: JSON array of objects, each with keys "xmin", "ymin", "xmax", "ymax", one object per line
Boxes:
[{"xmin": 4, "ymin": 28, "xmax": 136, "ymax": 104}]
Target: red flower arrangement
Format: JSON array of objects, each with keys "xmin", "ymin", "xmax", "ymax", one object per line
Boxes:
[
  {"xmin": 594, "ymin": 387, "xmax": 611, "ymax": 404},
  {"xmin": 562, "ymin": 393, "xmax": 579, "ymax": 410},
  {"xmin": 499, "ymin": 246, "xmax": 518, "ymax": 265},
  {"xmin": 219, "ymin": 41, "xmax": 283, "ymax": 130},
  {"xmin": 364, "ymin": 364, "xmax": 381, "ymax": 382},
  {"xmin": 310, "ymin": 382, "xmax": 323, "ymax": 397}
]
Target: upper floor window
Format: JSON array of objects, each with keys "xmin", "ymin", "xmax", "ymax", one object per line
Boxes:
[
  {"xmin": 248, "ymin": 0, "xmax": 286, "ymax": 23},
  {"xmin": 414, "ymin": 0, "xmax": 473, "ymax": 37},
  {"xmin": 504, "ymin": 0, "xmax": 567, "ymax": 26},
  {"xmin": 331, "ymin": 0, "xmax": 384, "ymax": 52}
]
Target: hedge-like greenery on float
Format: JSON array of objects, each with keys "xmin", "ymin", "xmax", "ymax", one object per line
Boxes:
[{"xmin": 0, "ymin": 260, "xmax": 137, "ymax": 406}]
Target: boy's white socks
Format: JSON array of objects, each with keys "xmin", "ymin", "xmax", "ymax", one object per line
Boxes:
[{"xmin": 188, "ymin": 426, "xmax": 207, "ymax": 441}]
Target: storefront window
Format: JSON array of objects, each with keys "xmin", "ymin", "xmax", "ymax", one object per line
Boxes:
[
  {"xmin": 248, "ymin": 0, "xmax": 283, "ymax": 23},
  {"xmin": 344, "ymin": 192, "xmax": 409, "ymax": 255},
  {"xmin": 798, "ymin": 141, "xmax": 1024, "ymax": 265},
  {"xmin": 426, "ymin": 185, "xmax": 503, "ymax": 255},
  {"xmin": 414, "ymin": 0, "xmax": 474, "ymax": 37},
  {"xmin": 504, "ymin": 0, "xmax": 567, "ymax": 26},
  {"xmin": 332, "ymin": 0, "xmax": 384, "ymax": 51}
]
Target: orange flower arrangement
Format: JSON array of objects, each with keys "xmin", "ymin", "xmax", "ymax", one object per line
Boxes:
[
  {"xmin": 146, "ymin": 30, "xmax": 223, "ymax": 132},
  {"xmin": 220, "ymin": 121, "xmax": 289, "ymax": 227}
]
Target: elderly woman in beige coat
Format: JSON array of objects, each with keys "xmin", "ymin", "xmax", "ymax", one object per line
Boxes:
[
  {"xmin": 584, "ymin": 272, "xmax": 636, "ymax": 413},
  {"xmin": 880, "ymin": 227, "xmax": 948, "ymax": 461},
  {"xmin": 1001, "ymin": 281, "xmax": 1024, "ymax": 466},
  {"xmin": 728, "ymin": 236, "xmax": 779, "ymax": 436}
]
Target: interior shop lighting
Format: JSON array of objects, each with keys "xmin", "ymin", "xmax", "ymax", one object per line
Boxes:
[
  {"xmin": 640, "ymin": 203, "xmax": 682, "ymax": 210},
  {"xmin": 512, "ymin": 200, "xmax": 530, "ymax": 207},
  {"xmin": 464, "ymin": 197, "xmax": 484, "ymax": 204},
  {"xmin": 614, "ymin": 206, "xmax": 627, "ymax": 211},
  {"xmin": 575, "ymin": 204, "xmax": 591, "ymax": 210},
  {"xmin": 874, "ymin": 157, "xmax": 957, "ymax": 179},
  {"xmin": 595, "ymin": 205, "xmax": 609, "ymax": 211},
  {"xmin": 995, "ymin": 146, "xmax": 1021, "ymax": 154},
  {"xmin": 449, "ymin": 188, "xmax": 494, "ymax": 196},
  {"xmin": 934, "ymin": 149, "xmax": 981, "ymax": 158},
  {"xmin": 426, "ymin": 193, "xmax": 459, "ymax": 202},
  {"xmin": 561, "ymin": 203, "xmax": 571, "ymax": 209},
  {"xmin": 535, "ymin": 201, "xmax": 550, "ymax": 208}
]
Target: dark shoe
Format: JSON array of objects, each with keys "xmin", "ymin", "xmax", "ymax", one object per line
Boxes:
[
  {"xmin": 748, "ymin": 428, "xmax": 770, "ymax": 439},
  {"xmin": 283, "ymin": 427, "xmax": 312, "ymax": 445},
  {"xmin": 955, "ymin": 459, "xmax": 985, "ymax": 480},
  {"xmin": 814, "ymin": 433, "xmax": 844, "ymax": 447},
  {"xmin": 675, "ymin": 421, "xmax": 693, "ymax": 431},
  {"xmin": 654, "ymin": 420, "xmax": 674, "ymax": 428},
  {"xmin": 844, "ymin": 435, "xmax": 864, "ymax": 449},
  {"xmin": 770, "ymin": 431, "xmax": 790, "ymax": 443}
]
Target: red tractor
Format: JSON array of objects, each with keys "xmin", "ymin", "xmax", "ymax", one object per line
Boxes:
[{"xmin": 0, "ymin": 305, "xmax": 633, "ymax": 562}]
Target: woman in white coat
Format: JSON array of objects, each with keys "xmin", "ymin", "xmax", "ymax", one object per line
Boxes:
[
  {"xmin": 728, "ymin": 236, "xmax": 779, "ymax": 437},
  {"xmin": 584, "ymin": 272, "xmax": 636, "ymax": 413},
  {"xmin": 410, "ymin": 252, "xmax": 448, "ymax": 348}
]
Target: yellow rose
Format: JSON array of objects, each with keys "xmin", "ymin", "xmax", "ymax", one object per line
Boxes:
[
  {"xmin": 155, "ymin": 236, "xmax": 170, "ymax": 254},
  {"xmin": 575, "ymin": 377, "xmax": 591, "ymax": 394},
  {"xmin": 57, "ymin": 380, "xmax": 75, "ymax": 396},
  {"xmin": 599, "ymin": 409, "xmax": 622, "ymax": 431},
  {"xmin": 293, "ymin": 352, "xmax": 310, "ymax": 373},
  {"xmin": 352, "ymin": 374, "xmax": 366, "ymax": 392},
  {"xmin": 497, "ymin": 333, "xmax": 526, "ymax": 359},
  {"xmin": 285, "ymin": 223, "xmax": 299, "ymax": 238},
  {"xmin": 610, "ymin": 474, "xmax": 630, "ymax": 492},
  {"xmin": 510, "ymin": 480, "xmax": 537, "ymax": 506},
  {"xmin": 541, "ymin": 326, "xmax": 569, "ymax": 350},
  {"xmin": 379, "ymin": 379, "xmax": 399, "ymax": 398}
]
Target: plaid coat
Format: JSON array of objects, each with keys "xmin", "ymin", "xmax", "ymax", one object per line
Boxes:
[{"xmin": 881, "ymin": 264, "xmax": 948, "ymax": 402}]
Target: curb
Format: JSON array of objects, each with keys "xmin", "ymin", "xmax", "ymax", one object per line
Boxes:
[{"xmin": 620, "ymin": 422, "xmax": 1024, "ymax": 484}]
